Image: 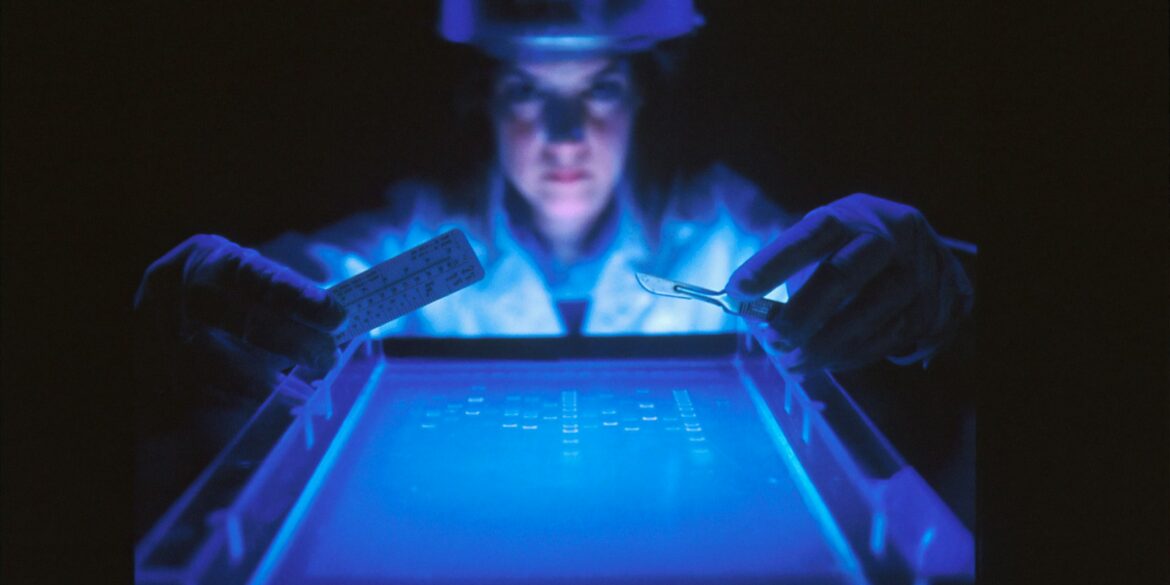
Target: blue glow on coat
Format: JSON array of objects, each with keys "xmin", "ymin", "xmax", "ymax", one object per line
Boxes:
[{"xmin": 262, "ymin": 165, "xmax": 791, "ymax": 338}]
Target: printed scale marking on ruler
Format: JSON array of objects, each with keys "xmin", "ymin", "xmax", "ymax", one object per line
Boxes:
[{"xmin": 328, "ymin": 230, "xmax": 485, "ymax": 344}]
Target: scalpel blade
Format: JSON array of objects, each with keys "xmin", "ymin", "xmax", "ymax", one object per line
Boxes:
[
  {"xmin": 634, "ymin": 272, "xmax": 784, "ymax": 322},
  {"xmin": 634, "ymin": 272, "xmax": 696, "ymax": 299}
]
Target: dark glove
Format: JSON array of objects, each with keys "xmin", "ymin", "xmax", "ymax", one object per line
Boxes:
[
  {"xmin": 727, "ymin": 194, "xmax": 973, "ymax": 371},
  {"xmin": 133, "ymin": 234, "xmax": 347, "ymax": 402}
]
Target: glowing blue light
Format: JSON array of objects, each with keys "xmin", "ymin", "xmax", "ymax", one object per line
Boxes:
[
  {"xmin": 734, "ymin": 361, "xmax": 865, "ymax": 583},
  {"xmin": 256, "ymin": 359, "xmax": 857, "ymax": 582},
  {"xmin": 870, "ymin": 510, "xmax": 888, "ymax": 556},
  {"xmin": 248, "ymin": 361, "xmax": 386, "ymax": 585},
  {"xmin": 514, "ymin": 35, "xmax": 611, "ymax": 51}
]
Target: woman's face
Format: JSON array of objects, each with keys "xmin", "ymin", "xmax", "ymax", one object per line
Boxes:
[{"xmin": 492, "ymin": 57, "xmax": 638, "ymax": 233}]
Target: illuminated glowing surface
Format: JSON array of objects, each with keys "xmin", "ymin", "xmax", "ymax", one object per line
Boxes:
[{"xmin": 256, "ymin": 358, "xmax": 856, "ymax": 584}]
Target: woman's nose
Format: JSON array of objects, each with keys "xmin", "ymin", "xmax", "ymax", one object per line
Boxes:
[{"xmin": 542, "ymin": 96, "xmax": 586, "ymax": 143}]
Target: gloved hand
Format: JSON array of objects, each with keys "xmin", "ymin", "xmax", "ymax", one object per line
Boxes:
[
  {"xmin": 726, "ymin": 194, "xmax": 973, "ymax": 372},
  {"xmin": 133, "ymin": 234, "xmax": 347, "ymax": 401}
]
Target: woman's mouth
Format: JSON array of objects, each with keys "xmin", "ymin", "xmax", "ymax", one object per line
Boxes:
[{"xmin": 544, "ymin": 168, "xmax": 588, "ymax": 183}]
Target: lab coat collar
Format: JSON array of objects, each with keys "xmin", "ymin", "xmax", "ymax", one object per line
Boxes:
[{"xmin": 482, "ymin": 167, "xmax": 655, "ymax": 334}]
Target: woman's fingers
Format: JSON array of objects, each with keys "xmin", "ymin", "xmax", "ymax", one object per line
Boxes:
[
  {"xmin": 726, "ymin": 210, "xmax": 850, "ymax": 299},
  {"xmin": 768, "ymin": 231, "xmax": 894, "ymax": 349},
  {"xmin": 795, "ymin": 266, "xmax": 917, "ymax": 370},
  {"xmin": 184, "ymin": 283, "xmax": 339, "ymax": 370},
  {"xmin": 203, "ymin": 245, "xmax": 346, "ymax": 332}
]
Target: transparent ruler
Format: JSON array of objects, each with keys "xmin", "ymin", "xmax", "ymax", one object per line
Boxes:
[{"xmin": 328, "ymin": 230, "xmax": 485, "ymax": 344}]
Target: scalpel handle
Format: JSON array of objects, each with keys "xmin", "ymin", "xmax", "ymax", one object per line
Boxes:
[{"xmin": 738, "ymin": 298, "xmax": 784, "ymax": 323}]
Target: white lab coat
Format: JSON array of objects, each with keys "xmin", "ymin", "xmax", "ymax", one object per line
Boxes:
[{"xmin": 262, "ymin": 164, "xmax": 793, "ymax": 337}]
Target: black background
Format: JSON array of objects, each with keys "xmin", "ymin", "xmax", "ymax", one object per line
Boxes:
[{"xmin": 2, "ymin": 1, "xmax": 1166, "ymax": 582}]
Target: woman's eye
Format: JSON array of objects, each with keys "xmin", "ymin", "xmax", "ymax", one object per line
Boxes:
[
  {"xmin": 500, "ymin": 82, "xmax": 540, "ymax": 104},
  {"xmin": 496, "ymin": 82, "xmax": 543, "ymax": 120},
  {"xmin": 587, "ymin": 80, "xmax": 626, "ymax": 102}
]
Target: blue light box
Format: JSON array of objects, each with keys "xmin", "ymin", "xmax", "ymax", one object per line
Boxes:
[{"xmin": 136, "ymin": 334, "xmax": 973, "ymax": 585}]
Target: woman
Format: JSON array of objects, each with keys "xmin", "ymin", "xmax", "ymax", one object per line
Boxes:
[
  {"xmin": 134, "ymin": 0, "xmax": 971, "ymax": 417},
  {"xmin": 260, "ymin": 56, "xmax": 791, "ymax": 338}
]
